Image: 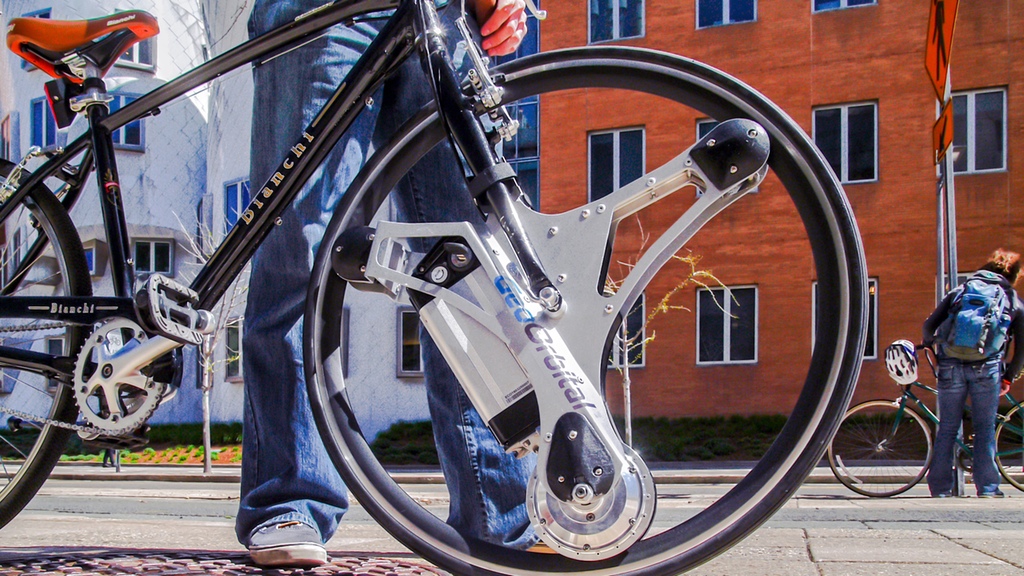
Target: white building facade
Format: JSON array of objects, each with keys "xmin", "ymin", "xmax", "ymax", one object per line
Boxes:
[{"xmin": 0, "ymin": 0, "xmax": 433, "ymax": 440}]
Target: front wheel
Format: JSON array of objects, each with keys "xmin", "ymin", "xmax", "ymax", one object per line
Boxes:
[
  {"xmin": 828, "ymin": 399, "xmax": 933, "ymax": 497},
  {"xmin": 995, "ymin": 405, "xmax": 1024, "ymax": 491},
  {"xmin": 306, "ymin": 47, "xmax": 867, "ymax": 575}
]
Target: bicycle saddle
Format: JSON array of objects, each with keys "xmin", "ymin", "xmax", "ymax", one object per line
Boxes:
[{"xmin": 6, "ymin": 10, "xmax": 159, "ymax": 82}]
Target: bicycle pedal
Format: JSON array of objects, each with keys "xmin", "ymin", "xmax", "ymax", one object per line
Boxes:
[
  {"xmin": 79, "ymin": 425, "xmax": 150, "ymax": 450},
  {"xmin": 136, "ymin": 274, "xmax": 214, "ymax": 345}
]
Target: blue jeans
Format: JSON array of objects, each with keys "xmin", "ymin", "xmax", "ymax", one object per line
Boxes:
[
  {"xmin": 236, "ymin": 0, "xmax": 535, "ymax": 549},
  {"xmin": 927, "ymin": 357, "xmax": 1003, "ymax": 496}
]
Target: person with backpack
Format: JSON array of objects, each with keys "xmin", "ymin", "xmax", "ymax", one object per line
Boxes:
[{"xmin": 922, "ymin": 249, "xmax": 1024, "ymax": 498}]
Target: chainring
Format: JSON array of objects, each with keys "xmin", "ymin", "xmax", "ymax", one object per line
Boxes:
[{"xmin": 73, "ymin": 319, "xmax": 165, "ymax": 435}]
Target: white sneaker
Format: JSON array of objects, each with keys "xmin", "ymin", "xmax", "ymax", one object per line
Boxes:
[{"xmin": 248, "ymin": 521, "xmax": 328, "ymax": 568}]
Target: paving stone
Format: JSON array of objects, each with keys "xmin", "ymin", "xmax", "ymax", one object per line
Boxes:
[
  {"xmin": 809, "ymin": 536, "xmax": 1002, "ymax": 564},
  {"xmin": 818, "ymin": 562, "xmax": 1024, "ymax": 576}
]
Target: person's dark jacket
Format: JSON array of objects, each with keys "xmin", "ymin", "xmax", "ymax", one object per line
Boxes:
[{"xmin": 922, "ymin": 272, "xmax": 1024, "ymax": 382}]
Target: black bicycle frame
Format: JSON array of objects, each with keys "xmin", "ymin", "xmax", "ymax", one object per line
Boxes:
[{"xmin": 0, "ymin": 0, "xmax": 521, "ymax": 376}]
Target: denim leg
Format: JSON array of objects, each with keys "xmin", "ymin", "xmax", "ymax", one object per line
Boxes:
[
  {"xmin": 928, "ymin": 361, "xmax": 967, "ymax": 496},
  {"xmin": 236, "ymin": 14, "xmax": 381, "ymax": 545},
  {"xmin": 968, "ymin": 359, "xmax": 1003, "ymax": 494},
  {"xmin": 373, "ymin": 9, "xmax": 536, "ymax": 549}
]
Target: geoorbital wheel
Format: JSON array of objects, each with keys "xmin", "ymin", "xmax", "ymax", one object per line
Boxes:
[
  {"xmin": 828, "ymin": 399, "xmax": 933, "ymax": 498},
  {"xmin": 305, "ymin": 46, "xmax": 868, "ymax": 575},
  {"xmin": 0, "ymin": 160, "xmax": 91, "ymax": 528}
]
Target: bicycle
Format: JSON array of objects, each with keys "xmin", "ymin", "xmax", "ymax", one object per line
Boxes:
[
  {"xmin": 828, "ymin": 340, "xmax": 1024, "ymax": 498},
  {"xmin": 0, "ymin": 1, "xmax": 868, "ymax": 574}
]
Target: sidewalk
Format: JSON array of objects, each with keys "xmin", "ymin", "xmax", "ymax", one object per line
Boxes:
[
  {"xmin": 4, "ymin": 462, "xmax": 1024, "ymax": 575},
  {"xmin": 42, "ymin": 459, "xmax": 844, "ymax": 484}
]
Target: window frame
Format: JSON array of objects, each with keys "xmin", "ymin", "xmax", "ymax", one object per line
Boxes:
[
  {"xmin": 588, "ymin": 126, "xmax": 646, "ymax": 202},
  {"xmin": 133, "ymin": 239, "xmax": 174, "ymax": 276},
  {"xmin": 813, "ymin": 277, "xmax": 878, "ymax": 360},
  {"xmin": 29, "ymin": 97, "xmax": 57, "ymax": 149},
  {"xmin": 812, "ymin": 101, "xmax": 878, "ymax": 184},
  {"xmin": 951, "ymin": 88, "xmax": 1007, "ymax": 175},
  {"xmin": 1, "ymin": 115, "xmax": 13, "ymax": 161},
  {"xmin": 609, "ymin": 294, "xmax": 646, "ymax": 368},
  {"xmin": 116, "ymin": 38, "xmax": 156, "ymax": 70},
  {"xmin": 696, "ymin": 285, "xmax": 759, "ymax": 366},
  {"xmin": 224, "ymin": 178, "xmax": 252, "ymax": 230},
  {"xmin": 109, "ymin": 93, "xmax": 145, "ymax": 151},
  {"xmin": 588, "ymin": 0, "xmax": 645, "ymax": 44},
  {"xmin": 696, "ymin": 0, "xmax": 757, "ymax": 29},
  {"xmin": 396, "ymin": 307, "xmax": 424, "ymax": 378},
  {"xmin": 225, "ymin": 318, "xmax": 242, "ymax": 381},
  {"xmin": 812, "ymin": 0, "xmax": 876, "ymax": 12}
]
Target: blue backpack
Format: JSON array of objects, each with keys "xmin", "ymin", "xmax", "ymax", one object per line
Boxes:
[{"xmin": 938, "ymin": 271, "xmax": 1013, "ymax": 362}]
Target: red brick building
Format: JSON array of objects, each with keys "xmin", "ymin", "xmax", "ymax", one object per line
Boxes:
[{"xmin": 521, "ymin": 0, "xmax": 1024, "ymax": 417}]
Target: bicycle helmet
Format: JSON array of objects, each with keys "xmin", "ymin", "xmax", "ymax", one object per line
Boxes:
[{"xmin": 884, "ymin": 339, "xmax": 919, "ymax": 385}]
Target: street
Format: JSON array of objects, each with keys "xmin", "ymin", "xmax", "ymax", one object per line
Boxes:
[{"xmin": 2, "ymin": 469, "xmax": 1024, "ymax": 575}]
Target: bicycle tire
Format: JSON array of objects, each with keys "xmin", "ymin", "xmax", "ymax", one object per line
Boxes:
[
  {"xmin": 305, "ymin": 46, "xmax": 868, "ymax": 575},
  {"xmin": 827, "ymin": 399, "xmax": 933, "ymax": 498},
  {"xmin": 996, "ymin": 405, "xmax": 1024, "ymax": 491},
  {"xmin": 0, "ymin": 159, "xmax": 91, "ymax": 529}
]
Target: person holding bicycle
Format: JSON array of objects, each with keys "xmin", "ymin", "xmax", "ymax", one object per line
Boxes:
[
  {"xmin": 235, "ymin": 0, "xmax": 534, "ymax": 568},
  {"xmin": 923, "ymin": 249, "xmax": 1024, "ymax": 498}
]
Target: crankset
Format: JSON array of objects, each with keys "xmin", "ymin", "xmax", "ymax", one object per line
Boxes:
[{"xmin": 73, "ymin": 318, "xmax": 168, "ymax": 435}]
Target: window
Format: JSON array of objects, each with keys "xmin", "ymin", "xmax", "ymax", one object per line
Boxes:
[
  {"xmin": 609, "ymin": 295, "xmax": 645, "ymax": 368},
  {"xmin": 589, "ymin": 128, "xmax": 644, "ymax": 201},
  {"xmin": 118, "ymin": 38, "xmax": 154, "ymax": 68},
  {"xmin": 30, "ymin": 98, "xmax": 57, "ymax": 148},
  {"xmin": 8, "ymin": 228, "xmax": 23, "ymax": 279},
  {"xmin": 813, "ymin": 278, "xmax": 877, "ymax": 359},
  {"xmin": 1, "ymin": 115, "xmax": 13, "ymax": 160},
  {"xmin": 225, "ymin": 179, "xmax": 251, "ymax": 229},
  {"xmin": 225, "ymin": 319, "xmax": 242, "ymax": 379},
  {"xmin": 697, "ymin": 0, "xmax": 756, "ymax": 29},
  {"xmin": 813, "ymin": 102, "xmax": 877, "ymax": 184},
  {"xmin": 109, "ymin": 94, "xmax": 144, "ymax": 149},
  {"xmin": 813, "ymin": 0, "xmax": 875, "ymax": 11},
  {"xmin": 590, "ymin": 0, "xmax": 643, "ymax": 43},
  {"xmin": 952, "ymin": 88, "xmax": 1005, "ymax": 174},
  {"xmin": 397, "ymin": 308, "xmax": 423, "ymax": 377},
  {"xmin": 84, "ymin": 246, "xmax": 96, "ymax": 276},
  {"xmin": 494, "ymin": 20, "xmax": 542, "ymax": 208},
  {"xmin": 46, "ymin": 338, "xmax": 63, "ymax": 391},
  {"xmin": 697, "ymin": 286, "xmax": 757, "ymax": 364},
  {"xmin": 134, "ymin": 240, "xmax": 173, "ymax": 275}
]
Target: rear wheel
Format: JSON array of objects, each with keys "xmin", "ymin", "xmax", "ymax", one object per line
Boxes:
[
  {"xmin": 0, "ymin": 160, "xmax": 90, "ymax": 528},
  {"xmin": 306, "ymin": 47, "xmax": 868, "ymax": 575},
  {"xmin": 995, "ymin": 405, "xmax": 1024, "ymax": 491},
  {"xmin": 828, "ymin": 399, "xmax": 933, "ymax": 497}
]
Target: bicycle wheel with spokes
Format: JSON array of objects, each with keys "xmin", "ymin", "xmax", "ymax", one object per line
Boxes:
[
  {"xmin": 828, "ymin": 399, "xmax": 933, "ymax": 497},
  {"xmin": 996, "ymin": 404, "xmax": 1024, "ymax": 491},
  {"xmin": 306, "ymin": 46, "xmax": 867, "ymax": 575},
  {"xmin": 0, "ymin": 160, "xmax": 91, "ymax": 528}
]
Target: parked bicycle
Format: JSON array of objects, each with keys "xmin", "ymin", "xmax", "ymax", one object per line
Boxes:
[
  {"xmin": 828, "ymin": 340, "xmax": 1024, "ymax": 498},
  {"xmin": 0, "ymin": 1, "xmax": 868, "ymax": 573}
]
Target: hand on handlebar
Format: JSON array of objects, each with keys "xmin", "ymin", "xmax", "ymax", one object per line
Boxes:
[
  {"xmin": 479, "ymin": 0, "xmax": 528, "ymax": 57},
  {"xmin": 1001, "ymin": 379, "xmax": 1012, "ymax": 397}
]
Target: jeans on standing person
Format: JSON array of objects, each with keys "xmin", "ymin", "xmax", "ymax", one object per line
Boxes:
[
  {"xmin": 236, "ymin": 0, "xmax": 536, "ymax": 550},
  {"xmin": 927, "ymin": 357, "xmax": 1003, "ymax": 496}
]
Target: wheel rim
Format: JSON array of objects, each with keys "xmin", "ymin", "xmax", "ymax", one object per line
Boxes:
[
  {"xmin": 306, "ymin": 46, "xmax": 867, "ymax": 574},
  {"xmin": 0, "ymin": 171, "xmax": 88, "ymax": 526},
  {"xmin": 828, "ymin": 400, "xmax": 932, "ymax": 497}
]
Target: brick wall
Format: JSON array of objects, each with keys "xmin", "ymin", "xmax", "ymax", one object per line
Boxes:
[{"xmin": 535, "ymin": 0, "xmax": 1023, "ymax": 417}]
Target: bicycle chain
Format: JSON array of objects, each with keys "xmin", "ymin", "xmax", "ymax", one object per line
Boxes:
[
  {"xmin": 0, "ymin": 403, "xmax": 108, "ymax": 436},
  {"xmin": 0, "ymin": 321, "xmax": 71, "ymax": 334}
]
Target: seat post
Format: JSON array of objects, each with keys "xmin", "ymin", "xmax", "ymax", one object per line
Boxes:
[{"xmin": 79, "ymin": 67, "xmax": 136, "ymax": 299}]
